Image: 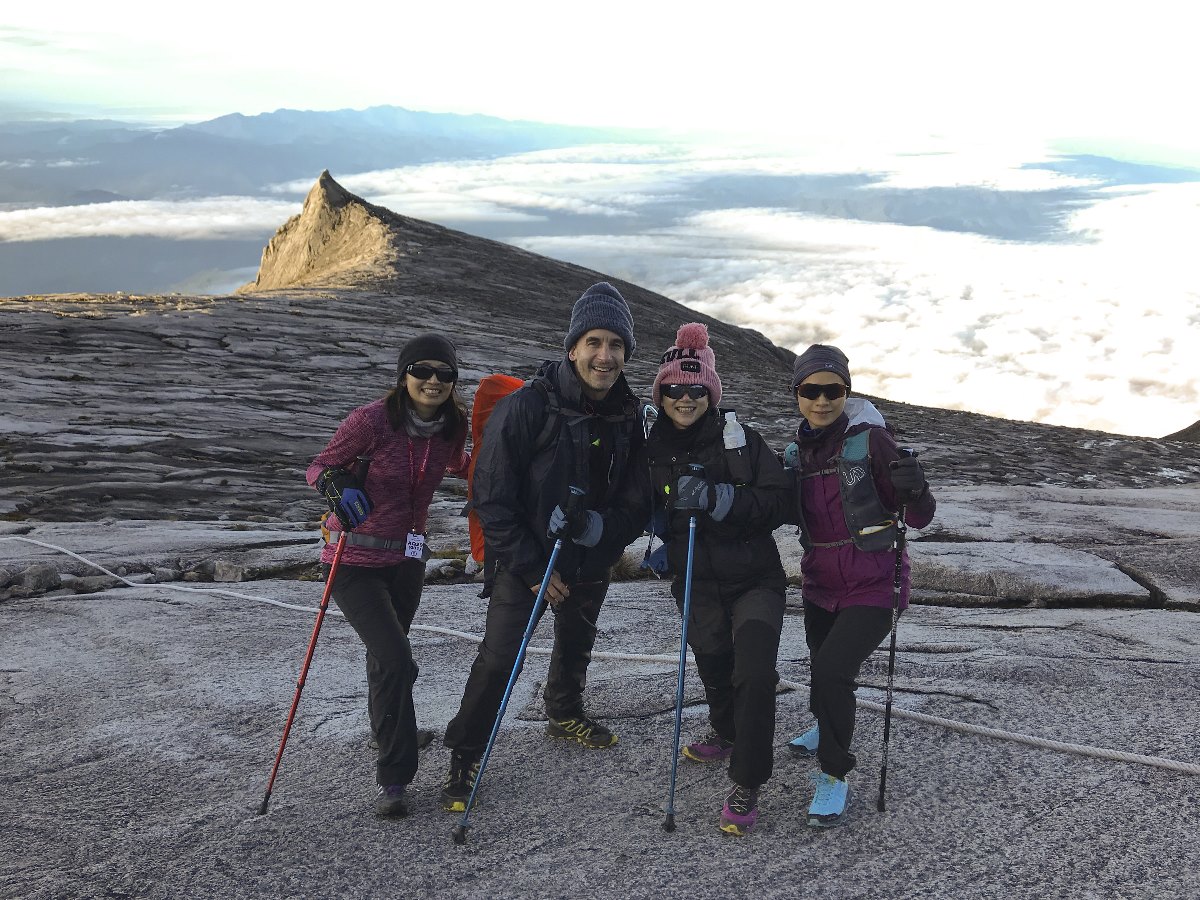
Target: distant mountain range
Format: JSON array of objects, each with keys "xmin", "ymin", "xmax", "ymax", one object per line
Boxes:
[{"xmin": 0, "ymin": 105, "xmax": 643, "ymax": 206}]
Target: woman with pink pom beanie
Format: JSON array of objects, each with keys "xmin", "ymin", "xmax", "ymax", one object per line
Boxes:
[{"xmin": 613, "ymin": 322, "xmax": 790, "ymax": 835}]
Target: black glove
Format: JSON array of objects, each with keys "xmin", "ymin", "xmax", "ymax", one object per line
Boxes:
[
  {"xmin": 548, "ymin": 503, "xmax": 591, "ymax": 541},
  {"xmin": 674, "ymin": 474, "xmax": 713, "ymax": 512},
  {"xmin": 317, "ymin": 467, "xmax": 372, "ymax": 528},
  {"xmin": 889, "ymin": 456, "xmax": 927, "ymax": 504}
]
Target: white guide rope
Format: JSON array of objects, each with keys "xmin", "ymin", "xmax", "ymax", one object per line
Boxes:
[{"xmin": 5, "ymin": 534, "xmax": 1199, "ymax": 777}]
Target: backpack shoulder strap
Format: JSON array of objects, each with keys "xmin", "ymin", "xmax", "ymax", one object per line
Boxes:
[
  {"xmin": 841, "ymin": 430, "xmax": 871, "ymax": 461},
  {"xmin": 530, "ymin": 379, "xmax": 563, "ymax": 455}
]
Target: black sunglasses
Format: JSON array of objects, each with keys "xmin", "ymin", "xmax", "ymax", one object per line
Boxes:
[
  {"xmin": 662, "ymin": 383, "xmax": 709, "ymax": 401},
  {"xmin": 796, "ymin": 383, "xmax": 849, "ymax": 401},
  {"xmin": 406, "ymin": 363, "xmax": 457, "ymax": 383}
]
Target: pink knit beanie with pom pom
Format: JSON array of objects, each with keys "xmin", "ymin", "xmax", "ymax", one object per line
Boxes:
[{"xmin": 652, "ymin": 322, "xmax": 723, "ymax": 407}]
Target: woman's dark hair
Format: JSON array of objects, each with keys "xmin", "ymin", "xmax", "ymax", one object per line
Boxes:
[{"xmin": 385, "ymin": 382, "xmax": 468, "ymax": 441}]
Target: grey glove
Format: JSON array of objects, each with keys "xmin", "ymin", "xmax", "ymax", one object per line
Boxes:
[
  {"xmin": 674, "ymin": 475, "xmax": 734, "ymax": 521},
  {"xmin": 548, "ymin": 504, "xmax": 603, "ymax": 547}
]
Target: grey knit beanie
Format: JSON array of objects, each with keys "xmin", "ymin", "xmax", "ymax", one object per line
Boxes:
[
  {"xmin": 563, "ymin": 282, "xmax": 636, "ymax": 361},
  {"xmin": 791, "ymin": 344, "xmax": 851, "ymax": 390}
]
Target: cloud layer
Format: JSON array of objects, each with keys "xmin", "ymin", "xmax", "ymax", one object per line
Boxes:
[
  {"xmin": 0, "ymin": 196, "xmax": 296, "ymax": 241},
  {"xmin": 2, "ymin": 141, "xmax": 1196, "ymax": 437}
]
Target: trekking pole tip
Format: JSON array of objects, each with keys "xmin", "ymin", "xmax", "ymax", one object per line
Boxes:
[
  {"xmin": 256, "ymin": 795, "xmax": 270, "ymax": 816},
  {"xmin": 452, "ymin": 824, "xmax": 468, "ymax": 845},
  {"xmin": 662, "ymin": 813, "xmax": 676, "ymax": 832}
]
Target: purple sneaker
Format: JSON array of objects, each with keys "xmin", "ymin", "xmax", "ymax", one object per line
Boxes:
[
  {"xmin": 719, "ymin": 783, "xmax": 759, "ymax": 836},
  {"xmin": 681, "ymin": 730, "xmax": 734, "ymax": 763}
]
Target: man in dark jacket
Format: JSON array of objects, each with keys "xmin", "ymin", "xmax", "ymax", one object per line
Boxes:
[{"xmin": 440, "ymin": 282, "xmax": 644, "ymax": 812}]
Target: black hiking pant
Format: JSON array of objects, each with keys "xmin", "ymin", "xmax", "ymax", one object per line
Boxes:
[
  {"xmin": 805, "ymin": 602, "xmax": 895, "ymax": 780},
  {"xmin": 444, "ymin": 568, "xmax": 609, "ymax": 757},
  {"xmin": 681, "ymin": 581, "xmax": 785, "ymax": 790},
  {"xmin": 331, "ymin": 561, "xmax": 424, "ymax": 787}
]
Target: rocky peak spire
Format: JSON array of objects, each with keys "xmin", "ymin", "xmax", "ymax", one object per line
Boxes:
[{"xmin": 241, "ymin": 171, "xmax": 401, "ymax": 292}]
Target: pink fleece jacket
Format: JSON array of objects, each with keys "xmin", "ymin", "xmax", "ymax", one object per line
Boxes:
[{"xmin": 306, "ymin": 398, "xmax": 469, "ymax": 567}]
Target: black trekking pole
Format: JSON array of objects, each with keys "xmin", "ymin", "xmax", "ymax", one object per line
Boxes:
[
  {"xmin": 257, "ymin": 456, "xmax": 370, "ymax": 816},
  {"xmin": 877, "ymin": 449, "xmax": 915, "ymax": 813},
  {"xmin": 664, "ymin": 464, "xmax": 702, "ymax": 832},
  {"xmin": 452, "ymin": 486, "xmax": 585, "ymax": 845}
]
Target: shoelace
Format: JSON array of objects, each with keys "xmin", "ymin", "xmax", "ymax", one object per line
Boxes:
[
  {"xmin": 445, "ymin": 758, "xmax": 480, "ymax": 790},
  {"xmin": 562, "ymin": 715, "xmax": 603, "ymax": 737},
  {"xmin": 812, "ymin": 774, "xmax": 841, "ymax": 807},
  {"xmin": 706, "ymin": 732, "xmax": 733, "ymax": 749},
  {"xmin": 727, "ymin": 786, "xmax": 755, "ymax": 815}
]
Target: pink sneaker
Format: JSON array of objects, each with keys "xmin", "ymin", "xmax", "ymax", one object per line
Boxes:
[{"xmin": 719, "ymin": 783, "xmax": 759, "ymax": 835}]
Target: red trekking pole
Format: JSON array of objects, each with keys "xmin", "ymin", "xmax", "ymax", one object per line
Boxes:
[{"xmin": 257, "ymin": 456, "xmax": 369, "ymax": 815}]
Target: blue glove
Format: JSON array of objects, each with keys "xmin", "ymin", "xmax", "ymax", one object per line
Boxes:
[
  {"xmin": 317, "ymin": 467, "xmax": 372, "ymax": 528},
  {"xmin": 548, "ymin": 504, "xmax": 602, "ymax": 547},
  {"xmin": 889, "ymin": 455, "xmax": 927, "ymax": 504}
]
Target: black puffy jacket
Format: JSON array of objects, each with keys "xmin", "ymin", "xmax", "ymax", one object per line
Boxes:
[
  {"xmin": 614, "ymin": 409, "xmax": 790, "ymax": 598},
  {"xmin": 472, "ymin": 358, "xmax": 644, "ymax": 592}
]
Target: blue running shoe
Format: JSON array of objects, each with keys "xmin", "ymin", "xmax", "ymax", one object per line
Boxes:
[
  {"xmin": 788, "ymin": 723, "xmax": 819, "ymax": 757},
  {"xmin": 807, "ymin": 772, "xmax": 850, "ymax": 827}
]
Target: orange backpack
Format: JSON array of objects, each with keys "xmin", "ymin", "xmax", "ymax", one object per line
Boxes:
[{"xmin": 467, "ymin": 374, "xmax": 525, "ymax": 565}]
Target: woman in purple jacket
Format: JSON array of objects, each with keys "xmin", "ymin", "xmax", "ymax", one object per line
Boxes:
[
  {"xmin": 307, "ymin": 333, "xmax": 469, "ymax": 817},
  {"xmin": 781, "ymin": 344, "xmax": 935, "ymax": 828}
]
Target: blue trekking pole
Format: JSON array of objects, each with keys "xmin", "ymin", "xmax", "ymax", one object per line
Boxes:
[
  {"xmin": 452, "ymin": 486, "xmax": 584, "ymax": 845},
  {"xmin": 663, "ymin": 464, "xmax": 702, "ymax": 832}
]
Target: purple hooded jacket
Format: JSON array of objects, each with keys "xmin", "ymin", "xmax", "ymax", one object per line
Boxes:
[{"xmin": 786, "ymin": 399, "xmax": 935, "ymax": 612}]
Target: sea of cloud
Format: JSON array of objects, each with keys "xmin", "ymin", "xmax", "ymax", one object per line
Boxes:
[{"xmin": 2, "ymin": 141, "xmax": 1196, "ymax": 437}]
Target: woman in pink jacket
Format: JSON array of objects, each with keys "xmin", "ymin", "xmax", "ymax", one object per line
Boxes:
[
  {"xmin": 781, "ymin": 344, "xmax": 935, "ymax": 828},
  {"xmin": 306, "ymin": 333, "xmax": 469, "ymax": 817}
]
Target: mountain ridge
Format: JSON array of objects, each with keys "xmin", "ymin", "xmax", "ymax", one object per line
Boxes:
[{"xmin": 2, "ymin": 171, "xmax": 1199, "ymax": 526}]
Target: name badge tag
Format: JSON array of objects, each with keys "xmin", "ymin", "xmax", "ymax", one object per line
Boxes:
[{"xmin": 405, "ymin": 532, "xmax": 426, "ymax": 560}]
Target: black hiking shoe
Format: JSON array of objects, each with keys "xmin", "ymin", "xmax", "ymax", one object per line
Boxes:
[
  {"xmin": 368, "ymin": 728, "xmax": 436, "ymax": 752},
  {"xmin": 546, "ymin": 713, "xmax": 618, "ymax": 749},
  {"xmin": 440, "ymin": 752, "xmax": 480, "ymax": 813},
  {"xmin": 374, "ymin": 784, "xmax": 409, "ymax": 818}
]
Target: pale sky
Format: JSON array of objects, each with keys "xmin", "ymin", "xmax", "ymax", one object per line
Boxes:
[
  {"xmin": 3, "ymin": 1, "xmax": 1199, "ymax": 158},
  {"xmin": 3, "ymin": 1, "xmax": 1198, "ymax": 438}
]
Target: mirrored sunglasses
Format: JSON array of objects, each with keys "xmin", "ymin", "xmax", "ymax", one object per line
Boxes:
[
  {"xmin": 796, "ymin": 383, "xmax": 849, "ymax": 401},
  {"xmin": 406, "ymin": 363, "xmax": 457, "ymax": 383},
  {"xmin": 662, "ymin": 383, "xmax": 709, "ymax": 401}
]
